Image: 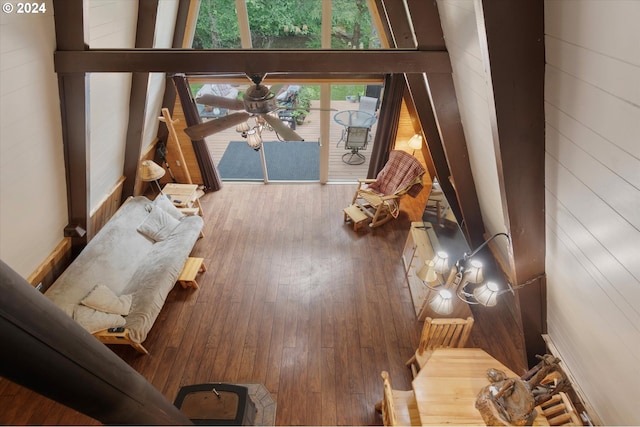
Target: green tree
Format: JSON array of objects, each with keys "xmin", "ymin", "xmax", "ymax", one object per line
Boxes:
[
  {"xmin": 192, "ymin": 0, "xmax": 379, "ymax": 50},
  {"xmin": 193, "ymin": 0, "xmax": 240, "ymax": 49}
]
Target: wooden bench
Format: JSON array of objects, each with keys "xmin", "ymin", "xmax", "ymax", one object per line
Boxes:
[
  {"xmin": 178, "ymin": 257, "xmax": 207, "ymax": 289},
  {"xmin": 343, "ymin": 204, "xmax": 368, "ymax": 231}
]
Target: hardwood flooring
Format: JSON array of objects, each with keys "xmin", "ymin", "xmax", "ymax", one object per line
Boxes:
[{"xmin": 0, "ymin": 183, "xmax": 528, "ymax": 425}]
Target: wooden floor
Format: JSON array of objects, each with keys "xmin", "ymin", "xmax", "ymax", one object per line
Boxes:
[{"xmin": 0, "ymin": 183, "xmax": 528, "ymax": 425}]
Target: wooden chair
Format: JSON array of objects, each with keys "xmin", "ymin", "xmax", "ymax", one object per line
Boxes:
[
  {"xmin": 376, "ymin": 371, "xmax": 421, "ymax": 426},
  {"xmin": 537, "ymin": 392, "xmax": 582, "ymax": 426},
  {"xmin": 406, "ymin": 316, "xmax": 474, "ymax": 377},
  {"xmin": 345, "ymin": 150, "xmax": 425, "ymax": 229}
]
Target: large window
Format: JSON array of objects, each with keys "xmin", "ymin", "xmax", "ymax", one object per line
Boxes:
[{"xmin": 192, "ymin": 0, "xmax": 381, "ymax": 50}]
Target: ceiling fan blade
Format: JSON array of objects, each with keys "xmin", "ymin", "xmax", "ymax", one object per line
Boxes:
[
  {"xmin": 262, "ymin": 114, "xmax": 304, "ymax": 142},
  {"xmin": 195, "ymin": 93, "xmax": 245, "ymax": 110},
  {"xmin": 184, "ymin": 112, "xmax": 251, "ymax": 140}
]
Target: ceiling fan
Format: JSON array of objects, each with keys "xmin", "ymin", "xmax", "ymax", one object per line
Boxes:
[{"xmin": 183, "ymin": 74, "xmax": 312, "ymax": 148}]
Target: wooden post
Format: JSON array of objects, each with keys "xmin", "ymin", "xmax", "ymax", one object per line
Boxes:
[{"xmin": 0, "ymin": 260, "xmax": 192, "ymax": 425}]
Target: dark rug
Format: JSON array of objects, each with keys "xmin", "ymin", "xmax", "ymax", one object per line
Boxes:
[{"xmin": 217, "ymin": 141, "xmax": 320, "ymax": 181}]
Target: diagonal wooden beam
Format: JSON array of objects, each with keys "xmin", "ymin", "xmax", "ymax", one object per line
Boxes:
[
  {"xmin": 380, "ymin": 0, "xmax": 484, "ymax": 246},
  {"xmin": 53, "ymin": 49, "xmax": 451, "ymax": 74},
  {"xmin": 476, "ymin": 0, "xmax": 546, "ymax": 365},
  {"xmin": 122, "ymin": 0, "xmax": 160, "ymax": 200}
]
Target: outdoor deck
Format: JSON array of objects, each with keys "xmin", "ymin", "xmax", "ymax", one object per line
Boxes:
[{"xmin": 203, "ymin": 100, "xmax": 382, "ymax": 182}]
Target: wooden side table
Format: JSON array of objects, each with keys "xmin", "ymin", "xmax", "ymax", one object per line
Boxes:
[
  {"xmin": 162, "ymin": 183, "xmax": 203, "ymax": 216},
  {"xmin": 178, "ymin": 257, "xmax": 207, "ymax": 289},
  {"xmin": 402, "ymin": 222, "xmax": 472, "ymax": 320}
]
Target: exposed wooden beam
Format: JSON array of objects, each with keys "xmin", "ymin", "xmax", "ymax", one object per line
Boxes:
[
  {"xmin": 122, "ymin": 0, "xmax": 159, "ymax": 200},
  {"xmin": 406, "ymin": 0, "xmax": 446, "ymax": 50},
  {"xmin": 476, "ymin": 0, "xmax": 546, "ymax": 365},
  {"xmin": 379, "ymin": 0, "xmax": 484, "ymax": 246},
  {"xmin": 379, "ymin": 0, "xmax": 415, "ymax": 48},
  {"xmin": 53, "ymin": 0, "xmax": 90, "ymax": 251},
  {"xmin": 54, "ymin": 49, "xmax": 451, "ymax": 74}
]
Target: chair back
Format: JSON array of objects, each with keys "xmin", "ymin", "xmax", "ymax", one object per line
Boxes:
[
  {"xmin": 359, "ymin": 96, "xmax": 378, "ymax": 115},
  {"xmin": 345, "ymin": 126, "xmax": 370, "ymax": 151},
  {"xmin": 367, "ymin": 150, "xmax": 425, "ymax": 197},
  {"xmin": 417, "ymin": 317, "xmax": 474, "ymax": 355},
  {"xmin": 537, "ymin": 392, "xmax": 582, "ymax": 426},
  {"xmin": 380, "ymin": 371, "xmax": 398, "ymax": 426}
]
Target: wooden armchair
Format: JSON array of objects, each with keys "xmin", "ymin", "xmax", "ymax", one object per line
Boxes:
[
  {"xmin": 406, "ymin": 317, "xmax": 474, "ymax": 377},
  {"xmin": 344, "ymin": 150, "xmax": 425, "ymax": 229},
  {"xmin": 376, "ymin": 371, "xmax": 420, "ymax": 426}
]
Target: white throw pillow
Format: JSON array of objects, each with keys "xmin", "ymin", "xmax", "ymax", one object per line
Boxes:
[
  {"xmin": 73, "ymin": 305, "xmax": 126, "ymax": 334},
  {"xmin": 137, "ymin": 206, "xmax": 180, "ymax": 242},
  {"xmin": 81, "ymin": 284, "xmax": 132, "ymax": 315},
  {"xmin": 154, "ymin": 194, "xmax": 185, "ymax": 220}
]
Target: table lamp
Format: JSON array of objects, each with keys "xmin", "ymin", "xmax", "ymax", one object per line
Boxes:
[
  {"xmin": 139, "ymin": 160, "xmax": 166, "ymax": 194},
  {"xmin": 408, "ymin": 134, "xmax": 423, "ymax": 155}
]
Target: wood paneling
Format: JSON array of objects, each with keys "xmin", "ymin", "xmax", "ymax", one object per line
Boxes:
[
  {"xmin": 162, "ymin": 100, "xmax": 203, "ymax": 185},
  {"xmin": 25, "ymin": 238, "xmax": 72, "ymax": 291},
  {"xmin": 88, "ymin": 176, "xmax": 125, "ymax": 240},
  {"xmin": 543, "ymin": 1, "xmax": 640, "ymax": 424}
]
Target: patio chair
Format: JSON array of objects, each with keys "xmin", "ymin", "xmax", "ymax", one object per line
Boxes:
[{"xmin": 344, "ymin": 150, "xmax": 425, "ymax": 229}]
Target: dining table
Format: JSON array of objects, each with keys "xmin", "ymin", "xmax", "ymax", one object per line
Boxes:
[{"xmin": 412, "ymin": 348, "xmax": 549, "ymax": 425}]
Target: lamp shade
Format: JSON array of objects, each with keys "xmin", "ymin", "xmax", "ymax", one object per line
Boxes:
[
  {"xmin": 246, "ymin": 129, "xmax": 262, "ymax": 149},
  {"xmin": 139, "ymin": 160, "xmax": 166, "ymax": 182},
  {"xmin": 431, "ymin": 251, "xmax": 450, "ymax": 274},
  {"xmin": 236, "ymin": 121, "xmax": 251, "ymax": 133},
  {"xmin": 407, "ymin": 134, "xmax": 423, "ymax": 150},
  {"xmin": 429, "ymin": 289, "xmax": 454, "ymax": 315},
  {"xmin": 465, "ymin": 259, "xmax": 484, "ymax": 284},
  {"xmin": 473, "ymin": 281, "xmax": 500, "ymax": 307},
  {"xmin": 417, "ymin": 260, "xmax": 439, "ymax": 285}
]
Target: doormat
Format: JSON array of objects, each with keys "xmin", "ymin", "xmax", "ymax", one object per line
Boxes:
[{"xmin": 217, "ymin": 141, "xmax": 320, "ymax": 181}]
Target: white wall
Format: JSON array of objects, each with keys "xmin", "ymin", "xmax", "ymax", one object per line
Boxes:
[
  {"xmin": 87, "ymin": 0, "xmax": 137, "ymax": 210},
  {"xmin": 142, "ymin": 0, "xmax": 179, "ymax": 152},
  {"xmin": 438, "ymin": 0, "xmax": 640, "ymax": 424},
  {"xmin": 0, "ymin": 1, "xmax": 178, "ymax": 278},
  {"xmin": 435, "ymin": 0, "xmax": 509, "ymax": 244},
  {"xmin": 0, "ymin": 0, "xmax": 68, "ymax": 277},
  {"xmin": 544, "ymin": 1, "xmax": 640, "ymax": 424}
]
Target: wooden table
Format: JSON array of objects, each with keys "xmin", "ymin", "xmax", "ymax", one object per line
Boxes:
[
  {"xmin": 412, "ymin": 348, "xmax": 549, "ymax": 426},
  {"xmin": 162, "ymin": 183, "xmax": 202, "ymax": 216},
  {"xmin": 402, "ymin": 222, "xmax": 473, "ymax": 320}
]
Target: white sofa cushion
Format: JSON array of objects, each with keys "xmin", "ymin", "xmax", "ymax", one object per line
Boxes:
[
  {"xmin": 137, "ymin": 206, "xmax": 180, "ymax": 242},
  {"xmin": 153, "ymin": 194, "xmax": 185, "ymax": 220},
  {"xmin": 73, "ymin": 305, "xmax": 126, "ymax": 334},
  {"xmin": 81, "ymin": 284, "xmax": 132, "ymax": 315}
]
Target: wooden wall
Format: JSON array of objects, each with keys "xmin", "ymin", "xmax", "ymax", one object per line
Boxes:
[{"xmin": 543, "ymin": 1, "xmax": 640, "ymax": 424}]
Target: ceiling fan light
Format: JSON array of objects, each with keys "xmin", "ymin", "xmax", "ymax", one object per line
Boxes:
[
  {"xmin": 235, "ymin": 121, "xmax": 250, "ymax": 133},
  {"xmin": 246, "ymin": 129, "xmax": 262, "ymax": 150}
]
